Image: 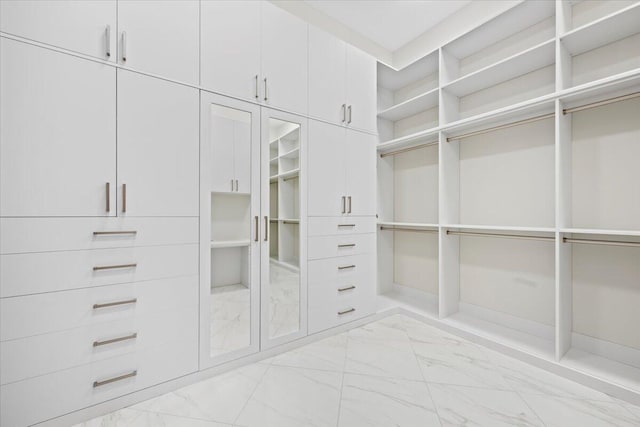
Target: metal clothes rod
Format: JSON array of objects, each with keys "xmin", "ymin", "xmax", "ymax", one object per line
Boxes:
[
  {"xmin": 563, "ymin": 91, "xmax": 640, "ymax": 115},
  {"xmin": 563, "ymin": 237, "xmax": 640, "ymax": 248},
  {"xmin": 446, "ymin": 230, "xmax": 554, "ymax": 242},
  {"xmin": 283, "ymin": 174, "xmax": 299, "ymax": 182},
  {"xmin": 380, "ymin": 226, "xmax": 438, "ymax": 233},
  {"xmin": 379, "ymin": 140, "xmax": 438, "ymax": 158},
  {"xmin": 446, "ymin": 113, "xmax": 555, "ymax": 142}
]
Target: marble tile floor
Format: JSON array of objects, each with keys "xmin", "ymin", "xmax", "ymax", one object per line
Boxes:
[{"xmin": 76, "ymin": 314, "xmax": 640, "ymax": 427}]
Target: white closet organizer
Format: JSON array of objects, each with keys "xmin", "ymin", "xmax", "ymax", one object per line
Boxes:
[{"xmin": 377, "ymin": 0, "xmax": 640, "ymax": 402}]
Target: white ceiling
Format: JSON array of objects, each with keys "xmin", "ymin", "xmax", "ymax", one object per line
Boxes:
[{"xmin": 304, "ymin": 0, "xmax": 471, "ymax": 51}]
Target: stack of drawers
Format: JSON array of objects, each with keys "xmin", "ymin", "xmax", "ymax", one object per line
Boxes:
[
  {"xmin": 0, "ymin": 217, "xmax": 199, "ymax": 426},
  {"xmin": 307, "ymin": 217, "xmax": 377, "ymax": 334}
]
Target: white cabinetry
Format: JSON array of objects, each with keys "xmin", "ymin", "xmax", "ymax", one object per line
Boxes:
[
  {"xmin": 117, "ymin": 0, "xmax": 199, "ymax": 84},
  {"xmin": 117, "ymin": 70, "xmax": 199, "ymax": 216},
  {"xmin": 0, "ymin": 0, "xmax": 116, "ymax": 60},
  {"xmin": 346, "ymin": 44, "xmax": 377, "ymax": 133},
  {"xmin": 0, "ymin": 39, "xmax": 116, "ymax": 217}
]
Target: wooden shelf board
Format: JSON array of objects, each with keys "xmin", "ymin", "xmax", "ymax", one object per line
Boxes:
[
  {"xmin": 377, "ymin": 50, "xmax": 439, "ymax": 91},
  {"xmin": 279, "ymin": 168, "xmax": 300, "ymax": 180},
  {"xmin": 279, "ymin": 147, "xmax": 300, "ymax": 159},
  {"xmin": 377, "ymin": 88, "xmax": 439, "ymax": 121},
  {"xmin": 378, "ymin": 221, "xmax": 439, "ymax": 229},
  {"xmin": 443, "ymin": 224, "xmax": 555, "ymax": 233},
  {"xmin": 210, "ymin": 239, "xmax": 251, "ymax": 249},
  {"xmin": 443, "ymin": 39, "xmax": 556, "ymax": 98},
  {"xmin": 561, "ymin": 3, "xmax": 640, "ymax": 56},
  {"xmin": 377, "ymin": 126, "xmax": 440, "ymax": 152}
]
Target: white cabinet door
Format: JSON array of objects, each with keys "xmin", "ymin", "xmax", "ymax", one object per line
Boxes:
[
  {"xmin": 346, "ymin": 45, "xmax": 377, "ymax": 133},
  {"xmin": 117, "ymin": 70, "xmax": 199, "ymax": 217},
  {"xmin": 308, "ymin": 26, "xmax": 346, "ymax": 126},
  {"xmin": 0, "ymin": 0, "xmax": 116, "ymax": 61},
  {"xmin": 234, "ymin": 120, "xmax": 252, "ymax": 194},
  {"xmin": 308, "ymin": 120, "xmax": 346, "ymax": 217},
  {"xmin": 345, "ymin": 129, "xmax": 376, "ymax": 216},
  {"xmin": 0, "ymin": 39, "xmax": 116, "ymax": 217},
  {"xmin": 201, "ymin": 0, "xmax": 260, "ymax": 101},
  {"xmin": 261, "ymin": 2, "xmax": 308, "ymax": 115},
  {"xmin": 208, "ymin": 111, "xmax": 236, "ymax": 193},
  {"xmin": 117, "ymin": 0, "xmax": 199, "ymax": 84}
]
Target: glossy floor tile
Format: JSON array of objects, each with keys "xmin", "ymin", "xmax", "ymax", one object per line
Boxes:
[{"xmin": 76, "ymin": 314, "xmax": 640, "ymax": 427}]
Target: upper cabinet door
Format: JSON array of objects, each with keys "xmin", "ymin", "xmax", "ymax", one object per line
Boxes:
[
  {"xmin": 346, "ymin": 45, "xmax": 377, "ymax": 133},
  {"xmin": 0, "ymin": 39, "xmax": 116, "ymax": 217},
  {"xmin": 234, "ymin": 119, "xmax": 252, "ymax": 194},
  {"xmin": 201, "ymin": 1, "xmax": 261, "ymax": 101},
  {"xmin": 117, "ymin": 70, "xmax": 199, "ymax": 216},
  {"xmin": 117, "ymin": 0, "xmax": 199, "ymax": 84},
  {"xmin": 0, "ymin": 0, "xmax": 116, "ymax": 61},
  {"xmin": 308, "ymin": 26, "xmax": 347, "ymax": 126},
  {"xmin": 208, "ymin": 110, "xmax": 237, "ymax": 194},
  {"xmin": 261, "ymin": 2, "xmax": 308, "ymax": 115},
  {"xmin": 308, "ymin": 120, "xmax": 346, "ymax": 217},
  {"xmin": 345, "ymin": 129, "xmax": 376, "ymax": 216}
]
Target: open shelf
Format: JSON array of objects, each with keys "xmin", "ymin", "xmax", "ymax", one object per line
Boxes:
[
  {"xmin": 377, "ymin": 126, "xmax": 439, "ymax": 152},
  {"xmin": 378, "ymin": 221, "xmax": 438, "ymax": 229},
  {"xmin": 210, "ymin": 239, "xmax": 251, "ymax": 249},
  {"xmin": 561, "ymin": 2, "xmax": 640, "ymax": 56},
  {"xmin": 377, "ymin": 88, "xmax": 438, "ymax": 121},
  {"xmin": 377, "ymin": 284, "xmax": 439, "ymax": 320}
]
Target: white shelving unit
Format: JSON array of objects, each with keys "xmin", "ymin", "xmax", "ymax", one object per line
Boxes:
[{"xmin": 376, "ymin": 0, "xmax": 640, "ymax": 402}]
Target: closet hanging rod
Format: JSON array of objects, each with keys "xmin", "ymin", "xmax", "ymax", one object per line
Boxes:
[
  {"xmin": 446, "ymin": 113, "xmax": 554, "ymax": 142},
  {"xmin": 446, "ymin": 230, "xmax": 554, "ymax": 242},
  {"xmin": 283, "ymin": 174, "xmax": 299, "ymax": 182},
  {"xmin": 563, "ymin": 91, "xmax": 640, "ymax": 115},
  {"xmin": 563, "ymin": 237, "xmax": 640, "ymax": 248},
  {"xmin": 380, "ymin": 226, "xmax": 438, "ymax": 233},
  {"xmin": 379, "ymin": 140, "xmax": 438, "ymax": 158}
]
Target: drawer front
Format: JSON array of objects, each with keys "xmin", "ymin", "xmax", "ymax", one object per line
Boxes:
[
  {"xmin": 1, "ymin": 305, "xmax": 197, "ymax": 385},
  {"xmin": 1, "ymin": 275, "xmax": 197, "ymax": 341},
  {"xmin": 308, "ymin": 254, "xmax": 374, "ymax": 284},
  {"xmin": 308, "ymin": 233, "xmax": 375, "ymax": 260},
  {"xmin": 1, "ymin": 333, "xmax": 198, "ymax": 427},
  {"xmin": 1, "ymin": 217, "xmax": 198, "ymax": 254},
  {"xmin": 308, "ymin": 216, "xmax": 376, "ymax": 237},
  {"xmin": 1, "ymin": 243, "xmax": 198, "ymax": 297}
]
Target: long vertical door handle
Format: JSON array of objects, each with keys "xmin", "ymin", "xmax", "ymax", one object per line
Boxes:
[
  {"xmin": 235, "ymin": 180, "xmax": 238, "ymax": 192},
  {"xmin": 122, "ymin": 183, "xmax": 127, "ymax": 213},
  {"xmin": 254, "ymin": 216, "xmax": 259, "ymax": 242},
  {"xmin": 341, "ymin": 104, "xmax": 346, "ymax": 123},
  {"xmin": 347, "ymin": 105, "xmax": 352, "ymax": 124},
  {"xmin": 105, "ymin": 182, "xmax": 111, "ymax": 212},
  {"xmin": 347, "ymin": 196, "xmax": 352, "ymax": 214},
  {"xmin": 341, "ymin": 196, "xmax": 346, "ymax": 214},
  {"xmin": 105, "ymin": 25, "xmax": 111, "ymax": 58},
  {"xmin": 264, "ymin": 216, "xmax": 269, "ymax": 241},
  {"xmin": 121, "ymin": 31, "xmax": 127, "ymax": 62},
  {"xmin": 263, "ymin": 77, "xmax": 268, "ymax": 101},
  {"xmin": 255, "ymin": 75, "xmax": 259, "ymax": 99}
]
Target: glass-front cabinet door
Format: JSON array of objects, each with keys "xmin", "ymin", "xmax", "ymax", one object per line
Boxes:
[
  {"xmin": 260, "ymin": 108, "xmax": 308, "ymax": 349},
  {"xmin": 200, "ymin": 92, "xmax": 260, "ymax": 367}
]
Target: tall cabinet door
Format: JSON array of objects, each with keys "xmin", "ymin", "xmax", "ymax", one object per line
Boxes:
[
  {"xmin": 346, "ymin": 45, "xmax": 377, "ymax": 133},
  {"xmin": 307, "ymin": 120, "xmax": 346, "ymax": 217},
  {"xmin": 201, "ymin": 0, "xmax": 261, "ymax": 101},
  {"xmin": 345, "ymin": 129, "xmax": 377, "ymax": 216},
  {"xmin": 261, "ymin": 2, "xmax": 308, "ymax": 115},
  {"xmin": 0, "ymin": 0, "xmax": 116, "ymax": 61},
  {"xmin": 308, "ymin": 26, "xmax": 347, "ymax": 125},
  {"xmin": 0, "ymin": 39, "xmax": 116, "ymax": 217},
  {"xmin": 117, "ymin": 0, "xmax": 199, "ymax": 84},
  {"xmin": 117, "ymin": 70, "xmax": 199, "ymax": 217}
]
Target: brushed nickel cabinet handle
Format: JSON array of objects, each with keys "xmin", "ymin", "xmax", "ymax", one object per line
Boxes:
[
  {"xmin": 93, "ymin": 263, "xmax": 137, "ymax": 271},
  {"xmin": 105, "ymin": 25, "xmax": 111, "ymax": 58},
  {"xmin": 341, "ymin": 196, "xmax": 346, "ymax": 214},
  {"xmin": 338, "ymin": 285, "xmax": 356, "ymax": 292},
  {"xmin": 337, "ymin": 224, "xmax": 356, "ymax": 228},
  {"xmin": 338, "ymin": 244, "xmax": 356, "ymax": 248},
  {"xmin": 347, "ymin": 196, "xmax": 352, "ymax": 214},
  {"xmin": 93, "ymin": 298, "xmax": 137, "ymax": 309},
  {"xmin": 121, "ymin": 31, "xmax": 127, "ymax": 62},
  {"xmin": 105, "ymin": 182, "xmax": 111, "ymax": 212},
  {"xmin": 338, "ymin": 264, "xmax": 355, "ymax": 270},
  {"xmin": 264, "ymin": 77, "xmax": 268, "ymax": 101},
  {"xmin": 235, "ymin": 179, "xmax": 238, "ymax": 191},
  {"xmin": 93, "ymin": 333, "xmax": 137, "ymax": 347},
  {"xmin": 338, "ymin": 308, "xmax": 355, "ymax": 315},
  {"xmin": 93, "ymin": 231, "xmax": 137, "ymax": 236},
  {"xmin": 93, "ymin": 370, "xmax": 137, "ymax": 388},
  {"xmin": 255, "ymin": 74, "xmax": 259, "ymax": 99},
  {"xmin": 264, "ymin": 216, "xmax": 268, "ymax": 241},
  {"xmin": 254, "ymin": 216, "xmax": 259, "ymax": 242},
  {"xmin": 341, "ymin": 104, "xmax": 346, "ymax": 123},
  {"xmin": 347, "ymin": 105, "xmax": 352, "ymax": 124},
  {"xmin": 122, "ymin": 183, "xmax": 127, "ymax": 213}
]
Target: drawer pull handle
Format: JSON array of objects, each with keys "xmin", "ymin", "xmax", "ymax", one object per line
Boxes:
[
  {"xmin": 93, "ymin": 231, "xmax": 138, "ymax": 236},
  {"xmin": 338, "ymin": 264, "xmax": 356, "ymax": 270},
  {"xmin": 338, "ymin": 244, "xmax": 356, "ymax": 248},
  {"xmin": 93, "ymin": 370, "xmax": 137, "ymax": 388},
  {"xmin": 93, "ymin": 333, "xmax": 137, "ymax": 347},
  {"xmin": 93, "ymin": 298, "xmax": 137, "ymax": 310},
  {"xmin": 338, "ymin": 285, "xmax": 356, "ymax": 292},
  {"xmin": 338, "ymin": 308, "xmax": 356, "ymax": 315},
  {"xmin": 337, "ymin": 224, "xmax": 356, "ymax": 228},
  {"xmin": 93, "ymin": 263, "xmax": 137, "ymax": 271}
]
